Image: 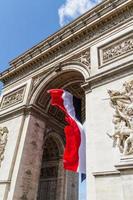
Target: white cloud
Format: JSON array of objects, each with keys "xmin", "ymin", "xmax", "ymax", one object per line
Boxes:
[{"xmin": 58, "ymin": 0, "xmax": 102, "ymax": 27}]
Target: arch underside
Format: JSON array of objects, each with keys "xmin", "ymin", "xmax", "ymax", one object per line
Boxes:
[{"xmin": 35, "ymin": 70, "xmax": 85, "ymax": 126}]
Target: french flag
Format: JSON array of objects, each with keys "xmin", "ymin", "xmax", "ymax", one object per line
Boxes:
[{"xmin": 48, "ymin": 89, "xmax": 86, "ymax": 174}]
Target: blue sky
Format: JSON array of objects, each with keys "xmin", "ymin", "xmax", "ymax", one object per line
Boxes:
[{"xmin": 0, "ymin": 0, "xmax": 102, "ymax": 198}]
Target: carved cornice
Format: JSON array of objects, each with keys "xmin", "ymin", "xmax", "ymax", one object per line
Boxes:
[
  {"xmin": 8, "ymin": 0, "xmax": 132, "ymax": 69},
  {"xmin": 0, "ymin": 180, "xmax": 11, "ymax": 184},
  {"xmin": 115, "ymin": 155, "xmax": 133, "ymax": 170},
  {"xmin": 0, "ymin": 104, "xmax": 48, "ymax": 124},
  {"xmin": 0, "ymin": 103, "xmax": 64, "ymax": 130},
  {"xmin": 0, "ymin": 0, "xmax": 132, "ymax": 86},
  {"xmin": 93, "ymin": 170, "xmax": 120, "ymax": 177}
]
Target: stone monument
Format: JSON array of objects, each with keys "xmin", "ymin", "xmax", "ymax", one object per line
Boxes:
[{"xmin": 0, "ymin": 0, "xmax": 133, "ymax": 199}]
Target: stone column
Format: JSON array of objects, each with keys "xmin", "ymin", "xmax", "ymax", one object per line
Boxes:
[
  {"xmin": 0, "ymin": 114, "xmax": 26, "ymax": 200},
  {"xmin": 55, "ymin": 159, "xmax": 66, "ymax": 200},
  {"xmin": 8, "ymin": 114, "xmax": 46, "ymax": 200},
  {"xmin": 65, "ymin": 171, "xmax": 79, "ymax": 200}
]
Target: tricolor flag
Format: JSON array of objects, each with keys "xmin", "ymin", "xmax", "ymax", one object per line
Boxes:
[{"xmin": 48, "ymin": 89, "xmax": 86, "ymax": 174}]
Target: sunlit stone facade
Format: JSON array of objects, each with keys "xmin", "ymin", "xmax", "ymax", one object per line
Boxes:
[{"xmin": 0, "ymin": 0, "xmax": 133, "ymax": 199}]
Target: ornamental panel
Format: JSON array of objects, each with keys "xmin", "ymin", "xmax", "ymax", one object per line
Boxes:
[
  {"xmin": 99, "ymin": 33, "xmax": 133, "ymax": 66},
  {"xmin": 0, "ymin": 86, "xmax": 26, "ymax": 109}
]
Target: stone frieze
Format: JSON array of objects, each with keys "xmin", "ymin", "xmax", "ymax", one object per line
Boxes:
[
  {"xmin": 100, "ymin": 34, "xmax": 133, "ymax": 65},
  {"xmin": 0, "ymin": 86, "xmax": 25, "ymax": 109}
]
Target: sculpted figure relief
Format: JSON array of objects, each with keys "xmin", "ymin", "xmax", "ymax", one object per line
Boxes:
[
  {"xmin": 107, "ymin": 80, "xmax": 133, "ymax": 155},
  {"xmin": 0, "ymin": 127, "xmax": 8, "ymax": 166},
  {"xmin": 71, "ymin": 51, "xmax": 91, "ymax": 68}
]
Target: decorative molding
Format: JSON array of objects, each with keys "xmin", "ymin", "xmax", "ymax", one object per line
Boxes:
[
  {"xmin": 0, "ymin": 86, "xmax": 25, "ymax": 109},
  {"xmin": 0, "ymin": 180, "xmax": 11, "ymax": 184},
  {"xmin": 32, "ymin": 67, "xmax": 56, "ymax": 90},
  {"xmin": 84, "ymin": 60, "xmax": 133, "ymax": 90},
  {"xmin": 115, "ymin": 155, "xmax": 133, "ymax": 170},
  {"xmin": 93, "ymin": 170, "xmax": 120, "ymax": 177},
  {"xmin": 1, "ymin": 1, "xmax": 133, "ymax": 86},
  {"xmin": 107, "ymin": 80, "xmax": 133, "ymax": 155},
  {"xmin": 0, "ymin": 127, "xmax": 8, "ymax": 167},
  {"xmin": 32, "ymin": 50, "xmax": 90, "ymax": 91},
  {"xmin": 32, "ymin": 75, "xmax": 44, "ymax": 89},
  {"xmin": 99, "ymin": 33, "xmax": 133, "ymax": 66}
]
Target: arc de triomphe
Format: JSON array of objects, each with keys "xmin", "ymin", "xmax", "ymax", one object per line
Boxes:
[{"xmin": 0, "ymin": 0, "xmax": 133, "ymax": 199}]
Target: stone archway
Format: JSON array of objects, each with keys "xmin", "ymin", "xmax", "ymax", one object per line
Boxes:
[
  {"xmin": 37, "ymin": 132, "xmax": 65, "ymax": 200},
  {"xmin": 33, "ymin": 69, "xmax": 86, "ymax": 200},
  {"xmin": 9, "ymin": 66, "xmax": 87, "ymax": 200}
]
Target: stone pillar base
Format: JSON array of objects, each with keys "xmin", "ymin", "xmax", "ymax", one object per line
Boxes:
[{"xmin": 115, "ymin": 155, "xmax": 133, "ymax": 200}]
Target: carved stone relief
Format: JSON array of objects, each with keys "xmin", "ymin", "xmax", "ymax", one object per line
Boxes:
[
  {"xmin": 100, "ymin": 34, "xmax": 133, "ymax": 66},
  {"xmin": 0, "ymin": 86, "xmax": 25, "ymax": 109},
  {"xmin": 107, "ymin": 80, "xmax": 133, "ymax": 155},
  {"xmin": 0, "ymin": 127, "xmax": 8, "ymax": 167},
  {"xmin": 70, "ymin": 50, "xmax": 90, "ymax": 68},
  {"xmin": 32, "ymin": 75, "xmax": 44, "ymax": 89}
]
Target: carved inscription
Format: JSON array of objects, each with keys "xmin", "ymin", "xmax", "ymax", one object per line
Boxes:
[
  {"xmin": 101, "ymin": 35, "xmax": 133, "ymax": 65},
  {"xmin": 1, "ymin": 86, "xmax": 25, "ymax": 109},
  {"xmin": 0, "ymin": 127, "xmax": 8, "ymax": 167},
  {"xmin": 107, "ymin": 80, "xmax": 133, "ymax": 155}
]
